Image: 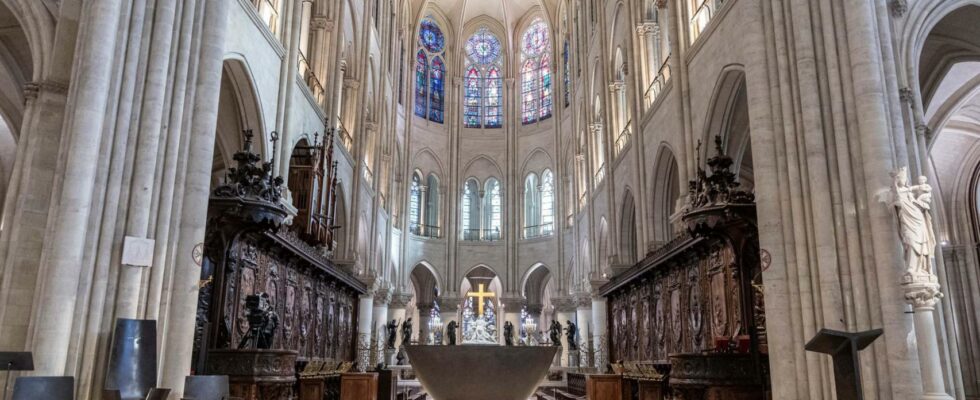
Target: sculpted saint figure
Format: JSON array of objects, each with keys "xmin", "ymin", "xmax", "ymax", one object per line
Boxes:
[
  {"xmin": 385, "ymin": 319, "xmax": 398, "ymax": 349},
  {"xmin": 891, "ymin": 168, "xmax": 937, "ymax": 278},
  {"xmin": 549, "ymin": 320, "xmax": 562, "ymax": 347},
  {"xmin": 401, "ymin": 318, "xmax": 413, "ymax": 346},
  {"xmin": 565, "ymin": 321, "xmax": 578, "ymax": 351},
  {"xmin": 504, "ymin": 321, "xmax": 515, "ymax": 346},
  {"xmin": 445, "ymin": 320, "xmax": 458, "ymax": 345}
]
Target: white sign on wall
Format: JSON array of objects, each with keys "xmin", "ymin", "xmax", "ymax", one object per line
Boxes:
[{"xmin": 122, "ymin": 236, "xmax": 155, "ymax": 267}]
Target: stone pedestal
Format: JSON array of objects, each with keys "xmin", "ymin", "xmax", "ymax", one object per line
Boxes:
[
  {"xmin": 205, "ymin": 349, "xmax": 298, "ymax": 400},
  {"xmin": 568, "ymin": 352, "xmax": 580, "ymax": 368},
  {"xmin": 903, "ymin": 278, "xmax": 955, "ymax": 400},
  {"xmin": 404, "ymin": 345, "xmax": 557, "ymax": 400}
]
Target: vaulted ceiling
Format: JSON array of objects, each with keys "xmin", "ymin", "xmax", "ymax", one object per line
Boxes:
[{"xmin": 412, "ymin": 0, "xmax": 556, "ymax": 39}]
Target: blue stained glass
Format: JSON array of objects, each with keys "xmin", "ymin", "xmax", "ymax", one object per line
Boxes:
[
  {"xmin": 466, "ymin": 28, "xmax": 501, "ymax": 65},
  {"xmin": 464, "ymin": 66, "xmax": 482, "ymax": 128},
  {"xmin": 418, "ymin": 18, "xmax": 445, "ymax": 53},
  {"xmin": 485, "ymin": 67, "xmax": 502, "ymax": 128},
  {"xmin": 563, "ymin": 40, "xmax": 570, "ymax": 108},
  {"xmin": 414, "ymin": 50, "xmax": 427, "ymax": 118},
  {"xmin": 520, "ymin": 18, "xmax": 553, "ymax": 125},
  {"xmin": 521, "ymin": 60, "xmax": 538, "ymax": 124},
  {"xmin": 522, "ymin": 19, "xmax": 550, "ymax": 57},
  {"xmin": 540, "ymin": 55, "xmax": 553, "ymax": 120},
  {"xmin": 429, "ymin": 56, "xmax": 445, "ymax": 123}
]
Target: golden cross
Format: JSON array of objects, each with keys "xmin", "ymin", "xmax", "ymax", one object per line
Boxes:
[{"xmin": 466, "ymin": 283, "xmax": 496, "ymax": 317}]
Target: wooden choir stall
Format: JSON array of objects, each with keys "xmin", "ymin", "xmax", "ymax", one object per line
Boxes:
[
  {"xmin": 599, "ymin": 138, "xmax": 770, "ymax": 400},
  {"xmin": 193, "ymin": 129, "xmax": 367, "ymax": 400}
]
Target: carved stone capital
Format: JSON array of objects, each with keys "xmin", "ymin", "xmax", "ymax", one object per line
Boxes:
[
  {"xmin": 916, "ymin": 124, "xmax": 932, "ymax": 139},
  {"xmin": 344, "ymin": 78, "xmax": 361, "ymax": 89},
  {"xmin": 889, "ymin": 0, "xmax": 908, "ymax": 17},
  {"xmin": 609, "ymin": 81, "xmax": 626, "ymax": 92},
  {"xmin": 438, "ymin": 296, "xmax": 462, "ymax": 313},
  {"xmin": 389, "ymin": 292, "xmax": 414, "ymax": 308},
  {"xmin": 311, "ymin": 16, "xmax": 330, "ymax": 30},
  {"xmin": 898, "ymin": 87, "xmax": 914, "ymax": 103},
  {"xmin": 24, "ymin": 80, "xmax": 69, "ymax": 102},
  {"xmin": 573, "ymin": 294, "xmax": 593, "ymax": 309},
  {"xmin": 499, "ymin": 296, "xmax": 526, "ymax": 311},
  {"xmin": 552, "ymin": 296, "xmax": 578, "ymax": 313},
  {"xmin": 903, "ymin": 280, "xmax": 943, "ymax": 310},
  {"xmin": 636, "ymin": 22, "xmax": 660, "ymax": 36},
  {"xmin": 374, "ymin": 287, "xmax": 393, "ymax": 306}
]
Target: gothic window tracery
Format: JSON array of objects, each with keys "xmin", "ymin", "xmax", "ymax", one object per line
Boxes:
[
  {"xmin": 463, "ymin": 28, "xmax": 503, "ymax": 128},
  {"xmin": 521, "ymin": 18, "xmax": 553, "ymax": 125},
  {"xmin": 415, "ymin": 17, "xmax": 447, "ymax": 123}
]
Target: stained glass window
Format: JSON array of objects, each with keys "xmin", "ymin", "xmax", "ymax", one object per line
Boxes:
[
  {"xmin": 521, "ymin": 18, "xmax": 553, "ymax": 125},
  {"xmin": 462, "ymin": 28, "xmax": 504, "ymax": 129},
  {"xmin": 464, "ymin": 66, "xmax": 482, "ymax": 128},
  {"xmin": 541, "ymin": 169, "xmax": 554, "ymax": 235},
  {"xmin": 418, "ymin": 18, "xmax": 445, "ymax": 53},
  {"xmin": 563, "ymin": 40, "xmax": 571, "ymax": 108},
  {"xmin": 410, "ymin": 173, "xmax": 422, "ymax": 228},
  {"xmin": 465, "ymin": 28, "xmax": 501, "ymax": 65},
  {"xmin": 486, "ymin": 67, "xmax": 502, "ymax": 128},
  {"xmin": 416, "ymin": 17, "xmax": 446, "ymax": 123},
  {"xmin": 540, "ymin": 54, "xmax": 553, "ymax": 120},
  {"xmin": 521, "ymin": 59, "xmax": 537, "ymax": 124},
  {"xmin": 414, "ymin": 50, "xmax": 427, "ymax": 117},
  {"xmin": 429, "ymin": 56, "xmax": 445, "ymax": 123}
]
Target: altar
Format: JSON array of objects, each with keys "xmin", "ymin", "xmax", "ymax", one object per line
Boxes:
[{"xmin": 404, "ymin": 345, "xmax": 557, "ymax": 400}]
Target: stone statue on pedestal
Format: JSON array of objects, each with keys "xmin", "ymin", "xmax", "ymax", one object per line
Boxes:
[
  {"xmin": 565, "ymin": 321, "xmax": 578, "ymax": 351},
  {"xmin": 890, "ymin": 167, "xmax": 937, "ymax": 281},
  {"xmin": 446, "ymin": 321, "xmax": 457, "ymax": 345},
  {"xmin": 549, "ymin": 320, "xmax": 562, "ymax": 347},
  {"xmin": 504, "ymin": 321, "xmax": 514, "ymax": 346},
  {"xmin": 401, "ymin": 318, "xmax": 413, "ymax": 347}
]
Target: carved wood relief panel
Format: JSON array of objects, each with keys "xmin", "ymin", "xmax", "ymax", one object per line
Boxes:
[
  {"xmin": 608, "ymin": 242, "xmax": 762, "ymax": 363},
  {"xmin": 214, "ymin": 235, "xmax": 357, "ymax": 361}
]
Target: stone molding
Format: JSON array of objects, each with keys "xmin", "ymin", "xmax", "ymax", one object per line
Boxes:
[
  {"xmin": 389, "ymin": 292, "xmax": 413, "ymax": 308},
  {"xmin": 24, "ymin": 80, "xmax": 69, "ymax": 102},
  {"xmin": 551, "ymin": 297, "xmax": 577, "ymax": 313}
]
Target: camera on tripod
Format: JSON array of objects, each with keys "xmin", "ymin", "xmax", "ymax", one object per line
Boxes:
[{"xmin": 238, "ymin": 292, "xmax": 278, "ymax": 349}]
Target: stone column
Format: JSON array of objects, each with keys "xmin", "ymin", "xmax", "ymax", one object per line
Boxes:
[
  {"xmin": 417, "ymin": 304, "xmax": 433, "ymax": 345},
  {"xmin": 499, "ymin": 297, "xmax": 524, "ymax": 346},
  {"xmin": 158, "ymin": 0, "xmax": 231, "ymax": 394},
  {"xmin": 575, "ymin": 296, "xmax": 593, "ymax": 368},
  {"xmin": 29, "ymin": 0, "xmax": 125, "ymax": 375},
  {"xmin": 439, "ymin": 297, "xmax": 461, "ymax": 345},
  {"xmin": 553, "ymin": 297, "xmax": 577, "ymax": 367},
  {"xmin": 116, "ymin": 0, "xmax": 180, "ymax": 320},
  {"xmin": 372, "ymin": 290, "xmax": 390, "ymax": 366},
  {"xmin": 591, "ymin": 297, "xmax": 608, "ymax": 372},
  {"xmin": 356, "ymin": 293, "xmax": 375, "ymax": 372},
  {"xmin": 905, "ymin": 278, "xmax": 954, "ymax": 400},
  {"xmin": 526, "ymin": 304, "xmax": 543, "ymax": 344}
]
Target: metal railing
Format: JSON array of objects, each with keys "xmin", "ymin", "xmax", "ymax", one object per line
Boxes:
[
  {"xmin": 300, "ymin": 53, "xmax": 326, "ymax": 105},
  {"xmin": 410, "ymin": 223, "xmax": 441, "ymax": 238},
  {"xmin": 523, "ymin": 223, "xmax": 555, "ymax": 239},
  {"xmin": 462, "ymin": 228, "xmax": 501, "ymax": 242},
  {"xmin": 690, "ymin": 0, "xmax": 722, "ymax": 43},
  {"xmin": 644, "ymin": 57, "xmax": 671, "ymax": 109},
  {"xmin": 614, "ymin": 121, "xmax": 632, "ymax": 158},
  {"xmin": 362, "ymin": 166, "xmax": 374, "ymax": 188},
  {"xmin": 594, "ymin": 164, "xmax": 607, "ymax": 186},
  {"xmin": 336, "ymin": 119, "xmax": 353, "ymax": 154}
]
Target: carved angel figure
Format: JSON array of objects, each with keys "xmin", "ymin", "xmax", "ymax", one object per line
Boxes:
[{"xmin": 890, "ymin": 167, "xmax": 937, "ymax": 279}]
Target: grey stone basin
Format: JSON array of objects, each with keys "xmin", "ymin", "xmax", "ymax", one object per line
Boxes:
[{"xmin": 404, "ymin": 345, "xmax": 558, "ymax": 400}]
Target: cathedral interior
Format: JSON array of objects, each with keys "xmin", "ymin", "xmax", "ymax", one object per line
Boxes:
[{"xmin": 0, "ymin": 0, "xmax": 978, "ymax": 399}]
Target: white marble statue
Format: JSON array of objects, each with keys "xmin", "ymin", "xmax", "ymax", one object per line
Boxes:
[
  {"xmin": 465, "ymin": 318, "xmax": 497, "ymax": 344},
  {"xmin": 890, "ymin": 167, "xmax": 937, "ymax": 280}
]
